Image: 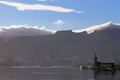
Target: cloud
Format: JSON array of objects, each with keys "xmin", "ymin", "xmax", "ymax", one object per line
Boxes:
[
  {"xmin": 0, "ymin": 25, "xmax": 56, "ymax": 37},
  {"xmin": 0, "ymin": 1, "xmax": 82, "ymax": 13},
  {"xmin": 53, "ymin": 20, "xmax": 65, "ymax": 26}
]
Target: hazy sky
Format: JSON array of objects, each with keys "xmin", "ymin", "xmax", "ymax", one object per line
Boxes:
[{"xmin": 0, "ymin": 0, "xmax": 119, "ymax": 30}]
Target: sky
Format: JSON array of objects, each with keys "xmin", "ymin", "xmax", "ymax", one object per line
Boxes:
[{"xmin": 0, "ymin": 0, "xmax": 120, "ymax": 31}]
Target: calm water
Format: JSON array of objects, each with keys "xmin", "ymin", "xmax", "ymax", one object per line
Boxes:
[{"xmin": 0, "ymin": 66, "xmax": 119, "ymax": 80}]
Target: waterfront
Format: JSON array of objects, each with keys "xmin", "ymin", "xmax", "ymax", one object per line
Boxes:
[{"xmin": 0, "ymin": 66, "xmax": 119, "ymax": 80}]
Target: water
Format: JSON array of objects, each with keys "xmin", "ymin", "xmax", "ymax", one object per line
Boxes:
[{"xmin": 0, "ymin": 66, "xmax": 119, "ymax": 80}]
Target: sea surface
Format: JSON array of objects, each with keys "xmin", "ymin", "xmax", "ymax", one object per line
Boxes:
[{"xmin": 0, "ymin": 66, "xmax": 119, "ymax": 80}]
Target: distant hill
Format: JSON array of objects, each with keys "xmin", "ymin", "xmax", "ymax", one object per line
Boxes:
[{"xmin": 0, "ymin": 22, "xmax": 120, "ymax": 66}]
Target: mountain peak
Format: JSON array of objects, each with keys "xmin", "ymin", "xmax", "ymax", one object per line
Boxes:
[
  {"xmin": 100, "ymin": 21, "xmax": 114, "ymax": 27},
  {"xmin": 73, "ymin": 22, "xmax": 120, "ymax": 34}
]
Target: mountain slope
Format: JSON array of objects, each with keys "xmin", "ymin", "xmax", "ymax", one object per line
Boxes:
[{"xmin": 0, "ymin": 22, "xmax": 120, "ymax": 66}]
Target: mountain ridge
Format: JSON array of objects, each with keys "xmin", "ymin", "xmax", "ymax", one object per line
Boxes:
[
  {"xmin": 0, "ymin": 22, "xmax": 120, "ymax": 66},
  {"xmin": 73, "ymin": 22, "xmax": 120, "ymax": 34}
]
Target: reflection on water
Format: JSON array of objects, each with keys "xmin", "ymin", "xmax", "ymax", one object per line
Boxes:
[
  {"xmin": 94, "ymin": 70, "xmax": 114, "ymax": 80},
  {"xmin": 0, "ymin": 66, "xmax": 119, "ymax": 80}
]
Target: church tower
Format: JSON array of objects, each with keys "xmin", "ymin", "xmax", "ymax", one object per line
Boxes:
[
  {"xmin": 94, "ymin": 53, "xmax": 97, "ymax": 64},
  {"xmin": 94, "ymin": 53, "xmax": 98, "ymax": 68}
]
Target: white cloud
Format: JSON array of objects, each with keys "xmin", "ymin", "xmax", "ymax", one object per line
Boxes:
[
  {"xmin": 0, "ymin": 25, "xmax": 56, "ymax": 37},
  {"xmin": 53, "ymin": 20, "xmax": 65, "ymax": 26},
  {"xmin": 0, "ymin": 1, "xmax": 82, "ymax": 13}
]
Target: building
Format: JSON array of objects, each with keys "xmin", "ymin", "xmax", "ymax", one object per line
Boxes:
[{"xmin": 94, "ymin": 54, "xmax": 115, "ymax": 71}]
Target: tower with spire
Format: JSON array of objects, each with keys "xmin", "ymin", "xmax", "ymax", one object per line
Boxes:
[
  {"xmin": 94, "ymin": 53, "xmax": 99, "ymax": 69},
  {"xmin": 94, "ymin": 53, "xmax": 97, "ymax": 65}
]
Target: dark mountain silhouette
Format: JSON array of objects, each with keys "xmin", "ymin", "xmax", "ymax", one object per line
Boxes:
[{"xmin": 0, "ymin": 22, "xmax": 120, "ymax": 66}]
